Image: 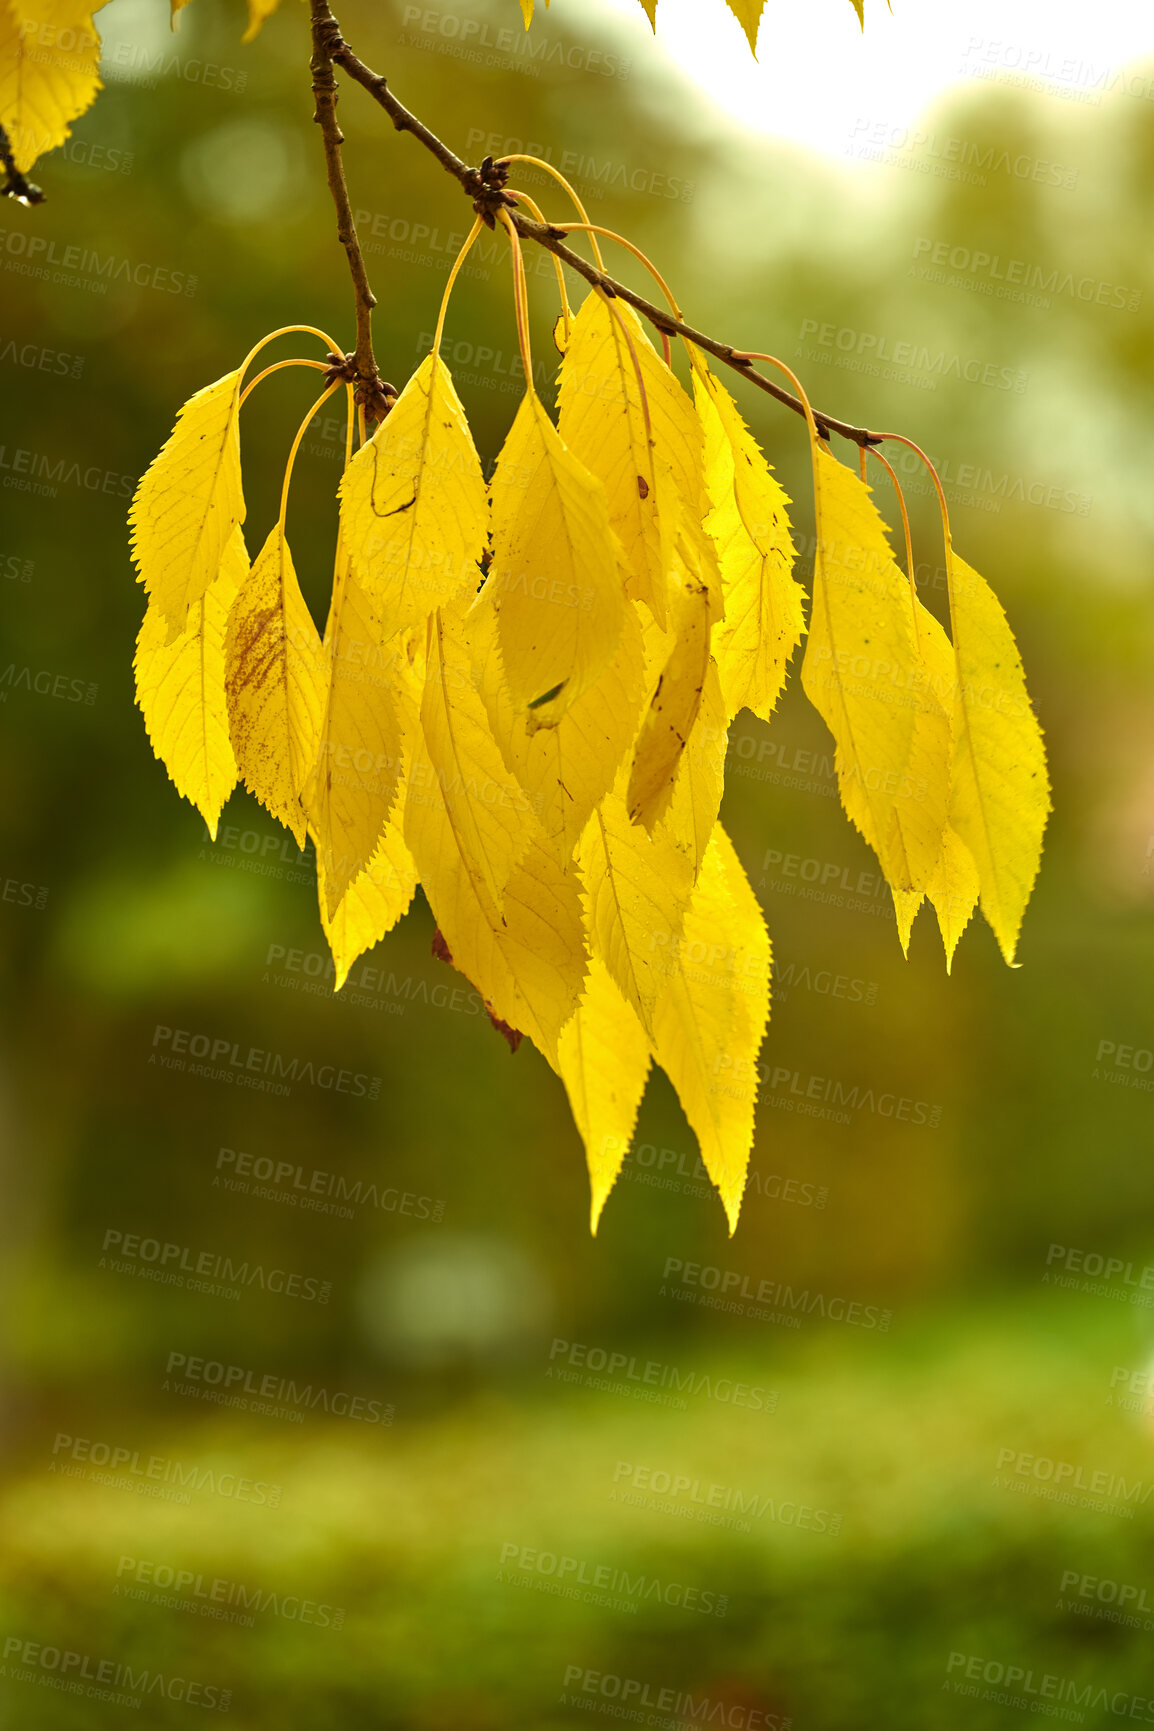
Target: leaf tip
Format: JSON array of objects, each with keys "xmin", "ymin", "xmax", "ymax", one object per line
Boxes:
[
  {"xmin": 991, "ymin": 917, "xmax": 1022, "ymax": 970},
  {"xmin": 331, "ymin": 959, "xmax": 352, "ymax": 994}
]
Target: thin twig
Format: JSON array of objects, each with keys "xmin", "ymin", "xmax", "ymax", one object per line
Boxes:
[
  {"xmin": 315, "ymin": 1, "xmax": 881, "ymax": 449},
  {"xmin": 0, "ymin": 121, "xmax": 45, "ymax": 205},
  {"xmin": 308, "ymin": 0, "xmax": 390, "ymax": 423}
]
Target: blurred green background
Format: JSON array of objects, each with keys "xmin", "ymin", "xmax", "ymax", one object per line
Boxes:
[{"xmin": 2, "ymin": 0, "xmax": 1153, "ymax": 1724}]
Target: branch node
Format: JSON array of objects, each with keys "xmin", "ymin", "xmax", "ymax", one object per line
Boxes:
[
  {"xmin": 322, "ymin": 351, "xmax": 394, "ymax": 427},
  {"xmin": 466, "ymin": 154, "xmax": 517, "ymax": 228}
]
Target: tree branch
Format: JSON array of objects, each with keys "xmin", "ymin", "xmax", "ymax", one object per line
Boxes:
[
  {"xmin": 0, "ymin": 121, "xmax": 45, "ymax": 206},
  {"xmin": 308, "ymin": 0, "xmax": 390, "ymax": 422},
  {"xmin": 315, "ymin": 2, "xmax": 881, "ymax": 448}
]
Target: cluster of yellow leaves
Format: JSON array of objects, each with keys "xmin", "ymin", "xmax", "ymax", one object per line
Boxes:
[
  {"xmin": 799, "ymin": 441, "xmax": 1049, "ymax": 970},
  {"xmin": 131, "ymin": 289, "xmax": 1048, "ymax": 1232},
  {"xmin": 517, "ymin": 0, "xmax": 870, "ymax": 50}
]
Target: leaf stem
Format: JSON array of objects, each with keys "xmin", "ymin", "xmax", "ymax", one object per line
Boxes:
[
  {"xmin": 500, "ymin": 209, "xmax": 534, "ymax": 388},
  {"xmin": 239, "ymin": 324, "xmax": 345, "ymax": 383},
  {"xmin": 433, "ymin": 216, "xmax": 485, "ymax": 355},
  {"xmin": 546, "ymin": 221, "xmax": 683, "ymax": 320},
  {"xmin": 323, "ymin": 382, "xmax": 358, "ymax": 643},
  {"xmin": 729, "ymin": 350, "xmax": 821, "ymax": 446},
  {"xmin": 507, "ymin": 192, "xmax": 572, "ymax": 337},
  {"xmin": 868, "ymin": 446, "xmax": 921, "ymax": 651},
  {"xmin": 278, "ymin": 381, "xmax": 342, "ymax": 530},
  {"xmin": 875, "ymin": 432, "xmax": 956, "ymax": 635},
  {"xmin": 499, "ymin": 156, "xmax": 605, "ymax": 270},
  {"xmin": 240, "ymin": 358, "xmax": 330, "ymax": 407}
]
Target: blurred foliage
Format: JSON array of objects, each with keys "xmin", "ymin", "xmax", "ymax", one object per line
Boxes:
[{"xmin": 1, "ymin": 0, "xmax": 1153, "ymax": 1724}]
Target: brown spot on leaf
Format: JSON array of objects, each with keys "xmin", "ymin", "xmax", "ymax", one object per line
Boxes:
[
  {"xmin": 637, "ymin": 475, "xmax": 649, "ymax": 499},
  {"xmin": 485, "ymin": 1008, "xmax": 523, "ymax": 1053},
  {"xmin": 431, "ymin": 928, "xmax": 454, "ymax": 966}
]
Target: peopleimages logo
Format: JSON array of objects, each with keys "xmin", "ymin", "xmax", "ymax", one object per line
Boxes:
[
  {"xmin": 149, "ymin": 1024, "xmax": 380, "ymax": 1099},
  {"xmin": 213, "ymin": 1146, "xmax": 446, "ymax": 1224},
  {"xmin": 1043, "ymin": 1241, "xmax": 1154, "ymax": 1307},
  {"xmin": 164, "ymin": 1351, "xmax": 392, "ymax": 1425},
  {"xmin": 1, "ymin": 1634, "xmax": 230, "ymax": 1712},
  {"xmin": 911, "ymin": 236, "xmax": 1141, "ymax": 311},
  {"xmin": 945, "ymin": 1650, "xmax": 1154, "ymax": 1721},
  {"xmin": 547, "ymin": 1338, "xmax": 776, "ymax": 1412},
  {"xmin": 993, "ymin": 1447, "xmax": 1154, "ymax": 1517},
  {"xmin": 114, "ymin": 1555, "xmax": 345, "ymax": 1631},
  {"xmin": 661, "ymin": 1259, "xmax": 893, "ymax": 1332},
  {"xmin": 498, "ymin": 1543, "xmax": 728, "ymax": 1617},
  {"xmin": 100, "ymin": 1229, "xmax": 332, "ymax": 1305},
  {"xmin": 611, "ymin": 1461, "xmax": 842, "ymax": 1536},
  {"xmin": 50, "ymin": 1432, "xmax": 282, "ymax": 1507},
  {"xmin": 559, "ymin": 1664, "xmax": 791, "ymax": 1728}
]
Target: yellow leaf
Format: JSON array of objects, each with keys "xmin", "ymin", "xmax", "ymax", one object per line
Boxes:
[
  {"xmin": 518, "ymin": 0, "xmax": 534, "ymax": 23},
  {"xmin": 320, "ymin": 821, "xmax": 419, "ymax": 992},
  {"xmin": 947, "ymin": 551, "xmax": 1049, "ymax": 964},
  {"xmin": 837, "ymin": 592, "xmax": 952, "ymax": 945},
  {"xmin": 557, "ymin": 291, "xmax": 666, "ymax": 623},
  {"xmin": 488, "ymin": 391, "xmax": 625, "ymax": 725},
  {"xmin": 339, "ymin": 352, "xmax": 487, "ymax": 644},
  {"xmin": 800, "ymin": 447, "xmax": 918, "ymax": 891},
  {"xmin": 468, "ymin": 587, "xmax": 646, "ymax": 865},
  {"xmin": 317, "ymin": 644, "xmax": 421, "ymax": 983},
  {"xmin": 409, "ymin": 604, "xmax": 537, "ymax": 916},
  {"xmin": 557, "ymin": 291, "xmax": 716, "ymax": 628},
  {"xmin": 555, "ymin": 954, "xmax": 651, "ymax": 1233},
  {"xmin": 891, "ymin": 602, "xmax": 953, "ymax": 891},
  {"xmin": 579, "ymin": 787, "xmax": 694, "ymax": 1038},
  {"xmin": 626, "ymin": 530, "xmax": 716, "ymax": 830},
  {"xmin": 650, "ymin": 825, "xmax": 770, "ymax": 1233},
  {"xmin": 695, "ymin": 367, "xmax": 804, "ymax": 724},
  {"xmin": 926, "ymin": 824, "xmax": 980, "ymax": 973},
  {"xmin": 405, "ymin": 736, "xmax": 587, "ymax": 1060},
  {"xmin": 242, "ymin": 0, "xmax": 280, "ymax": 41},
  {"xmin": 224, "ymin": 523, "xmax": 327, "ymax": 849},
  {"xmin": 134, "ymin": 524, "xmax": 246, "ymax": 839},
  {"xmin": 659, "ymin": 655, "xmax": 727, "ymax": 878},
  {"xmin": 890, "ymin": 887, "xmax": 923, "ymax": 953},
  {"xmin": 0, "ymin": 0, "xmax": 105, "ymax": 174},
  {"xmin": 170, "ymin": 0, "xmax": 194, "ymax": 20},
  {"xmin": 872, "ymin": 611, "xmax": 980, "ymax": 964},
  {"xmin": 725, "ymin": 0, "xmax": 764, "ymax": 54},
  {"xmin": 303, "ymin": 566, "xmax": 403, "ymax": 917},
  {"xmin": 129, "ymin": 369, "xmax": 245, "ymax": 639}
]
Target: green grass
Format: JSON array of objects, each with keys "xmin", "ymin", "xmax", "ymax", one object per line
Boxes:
[{"xmin": 4, "ymin": 1289, "xmax": 1154, "ymax": 1727}]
